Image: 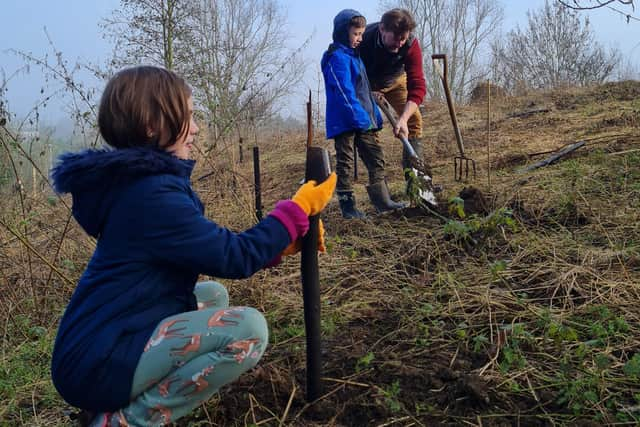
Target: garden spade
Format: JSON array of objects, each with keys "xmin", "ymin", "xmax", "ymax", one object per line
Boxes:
[
  {"xmin": 432, "ymin": 54, "xmax": 476, "ymax": 181},
  {"xmin": 373, "ymin": 92, "xmax": 437, "ymax": 207}
]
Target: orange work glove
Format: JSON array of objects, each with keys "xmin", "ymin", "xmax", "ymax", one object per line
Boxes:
[
  {"xmin": 291, "ymin": 172, "xmax": 337, "ymax": 216},
  {"xmin": 282, "ymin": 219, "xmax": 326, "ymax": 256}
]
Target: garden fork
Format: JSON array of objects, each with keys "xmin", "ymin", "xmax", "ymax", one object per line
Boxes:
[{"xmin": 432, "ymin": 54, "xmax": 476, "ymax": 181}]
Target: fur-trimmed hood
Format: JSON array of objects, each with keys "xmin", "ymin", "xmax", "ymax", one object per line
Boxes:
[{"xmin": 51, "ymin": 147, "xmax": 195, "ymax": 237}]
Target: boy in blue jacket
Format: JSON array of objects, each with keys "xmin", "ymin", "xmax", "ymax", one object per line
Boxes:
[
  {"xmin": 321, "ymin": 9, "xmax": 405, "ymax": 219},
  {"xmin": 50, "ymin": 65, "xmax": 336, "ymax": 426}
]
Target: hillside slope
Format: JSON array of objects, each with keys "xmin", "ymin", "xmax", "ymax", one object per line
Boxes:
[
  {"xmin": 0, "ymin": 81, "xmax": 638, "ymax": 426},
  {"xmin": 200, "ymin": 80, "xmax": 640, "ymax": 427}
]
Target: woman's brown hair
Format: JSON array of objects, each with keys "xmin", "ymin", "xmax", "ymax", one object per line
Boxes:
[{"xmin": 98, "ymin": 66, "xmax": 191, "ymax": 149}]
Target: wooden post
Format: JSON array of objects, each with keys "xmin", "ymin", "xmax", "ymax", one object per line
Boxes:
[
  {"xmin": 253, "ymin": 146, "xmax": 262, "ymax": 221},
  {"xmin": 239, "ymin": 137, "xmax": 244, "ymax": 163},
  {"xmin": 517, "ymin": 141, "xmax": 586, "ymax": 173},
  {"xmin": 486, "ymin": 80, "xmax": 491, "ymax": 192},
  {"xmin": 306, "ymin": 91, "xmax": 313, "ymax": 147}
]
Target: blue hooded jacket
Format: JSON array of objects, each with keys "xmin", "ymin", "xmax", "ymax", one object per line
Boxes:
[
  {"xmin": 321, "ymin": 9, "xmax": 383, "ymax": 139},
  {"xmin": 50, "ymin": 147, "xmax": 290, "ymax": 411}
]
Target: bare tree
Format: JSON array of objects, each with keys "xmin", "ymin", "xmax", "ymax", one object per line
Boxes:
[
  {"xmin": 557, "ymin": 0, "xmax": 634, "ymax": 11},
  {"xmin": 101, "ymin": 0, "xmax": 197, "ymax": 70},
  {"xmin": 0, "ymin": 70, "xmax": 9, "ymax": 126},
  {"xmin": 383, "ymin": 0, "xmax": 503, "ymax": 103},
  {"xmin": 0, "ymin": 70, "xmax": 11, "ymax": 191},
  {"xmin": 556, "ymin": 0, "xmax": 639, "ymax": 23},
  {"xmin": 102, "ymin": 0, "xmax": 306, "ymax": 144},
  {"xmin": 185, "ymin": 0, "xmax": 308, "ymax": 143},
  {"xmin": 614, "ymin": 56, "xmax": 640, "ymax": 80},
  {"xmin": 491, "ymin": 1, "xmax": 621, "ymax": 92}
]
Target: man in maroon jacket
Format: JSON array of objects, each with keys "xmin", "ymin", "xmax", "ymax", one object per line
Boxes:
[{"xmin": 359, "ymin": 8, "xmax": 427, "ymax": 176}]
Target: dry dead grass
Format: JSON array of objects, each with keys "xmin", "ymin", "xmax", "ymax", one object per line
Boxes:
[{"xmin": 1, "ymin": 81, "xmax": 640, "ymax": 426}]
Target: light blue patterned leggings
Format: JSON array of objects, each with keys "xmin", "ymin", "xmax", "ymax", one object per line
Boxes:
[{"xmin": 94, "ymin": 281, "xmax": 268, "ymax": 426}]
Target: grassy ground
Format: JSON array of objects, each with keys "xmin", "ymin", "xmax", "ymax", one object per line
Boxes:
[{"xmin": 1, "ymin": 81, "xmax": 639, "ymax": 426}]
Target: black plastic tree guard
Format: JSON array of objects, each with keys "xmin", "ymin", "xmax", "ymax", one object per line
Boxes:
[{"xmin": 300, "ymin": 146, "xmax": 330, "ymax": 402}]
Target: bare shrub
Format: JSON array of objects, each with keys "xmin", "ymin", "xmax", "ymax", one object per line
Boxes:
[{"xmin": 490, "ymin": 1, "xmax": 621, "ymax": 92}]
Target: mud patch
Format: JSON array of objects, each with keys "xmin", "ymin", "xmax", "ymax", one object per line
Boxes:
[
  {"xmin": 459, "ymin": 186, "xmax": 489, "ymax": 216},
  {"xmin": 493, "ymin": 153, "xmax": 529, "ymax": 169},
  {"xmin": 509, "ymin": 197, "xmax": 589, "ymax": 228}
]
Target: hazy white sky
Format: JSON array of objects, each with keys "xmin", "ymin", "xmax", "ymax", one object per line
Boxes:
[{"xmin": 1, "ymin": 0, "xmax": 639, "ymax": 125}]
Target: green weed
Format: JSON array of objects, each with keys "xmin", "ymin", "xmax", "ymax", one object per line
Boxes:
[
  {"xmin": 443, "ymin": 208, "xmax": 516, "ymax": 244},
  {"xmin": 448, "ymin": 196, "xmax": 465, "ymax": 219},
  {"xmin": 472, "ymin": 334, "xmax": 489, "ymax": 352},
  {"xmin": 623, "ymin": 354, "xmax": 640, "ymax": 379},
  {"xmin": 547, "ymin": 321, "xmax": 579, "ymax": 345},
  {"xmin": 556, "ymin": 372, "xmax": 600, "ymax": 416},
  {"xmin": 0, "ymin": 319, "xmax": 61, "ymax": 422},
  {"xmin": 381, "ymin": 380, "xmax": 402, "ymax": 413},
  {"xmin": 498, "ymin": 324, "xmax": 532, "ymax": 373},
  {"xmin": 355, "ymin": 352, "xmax": 375, "ymax": 372}
]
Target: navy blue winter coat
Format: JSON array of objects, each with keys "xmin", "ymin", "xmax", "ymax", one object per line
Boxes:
[
  {"xmin": 50, "ymin": 147, "xmax": 291, "ymax": 411},
  {"xmin": 321, "ymin": 9, "xmax": 383, "ymax": 139}
]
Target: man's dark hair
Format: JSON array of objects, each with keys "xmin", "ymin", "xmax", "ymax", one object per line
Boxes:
[
  {"xmin": 98, "ymin": 66, "xmax": 192, "ymax": 149},
  {"xmin": 381, "ymin": 8, "xmax": 416, "ymax": 35}
]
